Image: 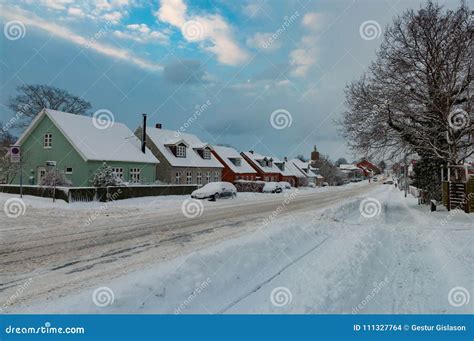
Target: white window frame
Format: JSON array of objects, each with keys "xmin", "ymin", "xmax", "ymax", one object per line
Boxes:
[
  {"xmin": 130, "ymin": 168, "xmax": 140, "ymax": 183},
  {"xmin": 203, "ymin": 149, "xmax": 211, "ymax": 159},
  {"xmin": 196, "ymin": 171, "xmax": 202, "ymax": 185},
  {"xmin": 175, "ymin": 172, "xmax": 181, "ymax": 184},
  {"xmin": 206, "ymin": 171, "xmax": 211, "ymax": 184},
  {"xmin": 186, "ymin": 171, "xmax": 192, "ymax": 184},
  {"xmin": 65, "ymin": 167, "xmax": 73, "ymax": 174},
  {"xmin": 43, "ymin": 133, "xmax": 52, "ymax": 149},
  {"xmin": 112, "ymin": 167, "xmax": 124, "ymax": 179},
  {"xmin": 214, "ymin": 171, "xmax": 219, "ymax": 182},
  {"xmin": 176, "ymin": 145, "xmax": 186, "ymax": 158}
]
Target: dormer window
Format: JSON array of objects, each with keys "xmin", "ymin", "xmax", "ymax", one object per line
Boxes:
[
  {"xmin": 230, "ymin": 158, "xmax": 241, "ymax": 166},
  {"xmin": 203, "ymin": 148, "xmax": 211, "ymax": 159},
  {"xmin": 176, "ymin": 145, "xmax": 186, "ymax": 158}
]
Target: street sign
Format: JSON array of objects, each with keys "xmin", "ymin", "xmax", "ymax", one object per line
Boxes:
[{"xmin": 9, "ymin": 145, "xmax": 21, "ymax": 163}]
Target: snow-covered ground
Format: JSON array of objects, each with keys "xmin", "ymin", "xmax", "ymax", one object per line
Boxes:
[{"xmin": 5, "ymin": 184, "xmax": 472, "ymax": 314}]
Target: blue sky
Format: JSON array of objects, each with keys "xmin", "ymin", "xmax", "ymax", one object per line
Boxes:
[{"xmin": 0, "ymin": 0, "xmax": 460, "ymax": 161}]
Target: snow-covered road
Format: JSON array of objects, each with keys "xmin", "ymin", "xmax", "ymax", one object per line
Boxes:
[{"xmin": 1, "ymin": 183, "xmax": 473, "ymax": 314}]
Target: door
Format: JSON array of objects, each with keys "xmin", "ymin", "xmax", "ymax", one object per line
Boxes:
[{"xmin": 37, "ymin": 167, "xmax": 46, "ymax": 185}]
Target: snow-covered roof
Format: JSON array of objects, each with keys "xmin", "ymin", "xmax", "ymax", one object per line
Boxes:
[
  {"xmin": 16, "ymin": 109, "xmax": 159, "ymax": 164},
  {"xmin": 242, "ymin": 151, "xmax": 282, "ymax": 173},
  {"xmin": 276, "ymin": 159, "xmax": 306, "ymax": 178},
  {"xmin": 212, "ymin": 146, "xmax": 256, "ymax": 174},
  {"xmin": 145, "ymin": 127, "xmax": 223, "ymax": 168},
  {"xmin": 339, "ymin": 164, "xmax": 360, "ymax": 171},
  {"xmin": 290, "ymin": 159, "xmax": 317, "ymax": 178}
]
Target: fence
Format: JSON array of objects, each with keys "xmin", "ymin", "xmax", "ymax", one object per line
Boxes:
[{"xmin": 0, "ymin": 184, "xmax": 198, "ymax": 203}]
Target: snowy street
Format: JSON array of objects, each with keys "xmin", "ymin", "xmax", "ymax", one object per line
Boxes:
[{"xmin": 1, "ymin": 182, "xmax": 472, "ymax": 314}]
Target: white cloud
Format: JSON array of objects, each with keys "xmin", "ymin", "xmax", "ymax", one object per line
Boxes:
[
  {"xmin": 246, "ymin": 32, "xmax": 281, "ymax": 51},
  {"xmin": 0, "ymin": 6, "xmax": 162, "ymax": 72},
  {"xmin": 100, "ymin": 11, "xmax": 123, "ymax": 23},
  {"xmin": 289, "ymin": 12, "xmax": 326, "ymax": 77},
  {"xmin": 156, "ymin": 0, "xmax": 249, "ymax": 66},
  {"xmin": 290, "ymin": 47, "xmax": 318, "ymax": 77},
  {"xmin": 301, "ymin": 12, "xmax": 326, "ymax": 32},
  {"xmin": 113, "ymin": 24, "xmax": 168, "ymax": 44},
  {"xmin": 67, "ymin": 7, "xmax": 85, "ymax": 18}
]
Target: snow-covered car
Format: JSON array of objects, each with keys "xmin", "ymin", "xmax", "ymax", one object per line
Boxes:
[
  {"xmin": 372, "ymin": 177, "xmax": 379, "ymax": 182},
  {"xmin": 279, "ymin": 181, "xmax": 291, "ymax": 189},
  {"xmin": 191, "ymin": 182, "xmax": 237, "ymax": 200},
  {"xmin": 322, "ymin": 182, "xmax": 329, "ymax": 187},
  {"xmin": 383, "ymin": 180, "xmax": 394, "ymax": 185},
  {"xmin": 262, "ymin": 182, "xmax": 283, "ymax": 193},
  {"xmin": 308, "ymin": 182, "xmax": 316, "ymax": 188}
]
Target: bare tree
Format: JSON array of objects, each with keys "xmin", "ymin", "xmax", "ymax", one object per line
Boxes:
[
  {"xmin": 8, "ymin": 84, "xmax": 92, "ymax": 128},
  {"xmin": 340, "ymin": 1, "xmax": 473, "ymax": 164},
  {"xmin": 0, "ymin": 126, "xmax": 18, "ymax": 183}
]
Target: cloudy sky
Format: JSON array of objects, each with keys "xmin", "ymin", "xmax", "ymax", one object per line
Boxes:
[{"xmin": 0, "ymin": 0, "xmax": 459, "ymax": 161}]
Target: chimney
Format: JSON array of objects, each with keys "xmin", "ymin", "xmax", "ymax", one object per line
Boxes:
[
  {"xmin": 155, "ymin": 123, "xmax": 162, "ymax": 129},
  {"xmin": 141, "ymin": 114, "xmax": 147, "ymax": 154},
  {"xmin": 249, "ymin": 150, "xmax": 254, "ymax": 154},
  {"xmin": 284, "ymin": 157, "xmax": 288, "ymax": 162}
]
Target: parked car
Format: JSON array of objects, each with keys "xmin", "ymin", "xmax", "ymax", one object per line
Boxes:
[
  {"xmin": 191, "ymin": 182, "xmax": 237, "ymax": 200},
  {"xmin": 383, "ymin": 180, "xmax": 394, "ymax": 185},
  {"xmin": 262, "ymin": 182, "xmax": 283, "ymax": 193},
  {"xmin": 322, "ymin": 182, "xmax": 329, "ymax": 187},
  {"xmin": 308, "ymin": 182, "xmax": 316, "ymax": 188},
  {"xmin": 372, "ymin": 177, "xmax": 379, "ymax": 182},
  {"xmin": 279, "ymin": 181, "xmax": 291, "ymax": 189}
]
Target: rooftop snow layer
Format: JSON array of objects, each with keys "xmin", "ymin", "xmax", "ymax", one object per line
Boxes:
[{"xmin": 212, "ymin": 146, "xmax": 256, "ymax": 174}]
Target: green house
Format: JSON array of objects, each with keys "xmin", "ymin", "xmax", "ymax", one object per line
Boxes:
[{"xmin": 13, "ymin": 109, "xmax": 159, "ymax": 186}]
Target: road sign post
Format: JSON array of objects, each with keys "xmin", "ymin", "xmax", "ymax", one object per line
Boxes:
[{"xmin": 9, "ymin": 146, "xmax": 22, "ymax": 198}]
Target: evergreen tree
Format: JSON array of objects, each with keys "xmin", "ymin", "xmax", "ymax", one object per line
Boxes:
[{"xmin": 91, "ymin": 163, "xmax": 121, "ymax": 187}]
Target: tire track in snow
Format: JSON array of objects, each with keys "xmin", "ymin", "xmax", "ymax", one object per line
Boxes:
[{"xmin": 217, "ymin": 236, "xmax": 331, "ymax": 313}]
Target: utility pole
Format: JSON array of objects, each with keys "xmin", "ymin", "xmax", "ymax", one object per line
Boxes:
[{"xmin": 404, "ymin": 154, "xmax": 408, "ymax": 198}]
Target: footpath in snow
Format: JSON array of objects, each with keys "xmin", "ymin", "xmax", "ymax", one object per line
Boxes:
[{"xmin": 13, "ymin": 185, "xmax": 473, "ymax": 314}]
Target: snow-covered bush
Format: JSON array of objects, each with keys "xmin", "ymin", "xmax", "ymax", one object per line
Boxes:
[
  {"xmin": 91, "ymin": 162, "xmax": 122, "ymax": 187},
  {"xmin": 40, "ymin": 170, "xmax": 72, "ymax": 187}
]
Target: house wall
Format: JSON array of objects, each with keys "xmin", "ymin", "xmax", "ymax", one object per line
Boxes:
[
  {"xmin": 241, "ymin": 153, "xmax": 280, "ymax": 182},
  {"xmin": 143, "ymin": 133, "xmax": 221, "ymax": 184},
  {"xmin": 15, "ymin": 115, "xmax": 156, "ymax": 186},
  {"xmin": 14, "ymin": 114, "xmax": 87, "ymax": 186},
  {"xmin": 212, "ymin": 151, "xmax": 256, "ymax": 183}
]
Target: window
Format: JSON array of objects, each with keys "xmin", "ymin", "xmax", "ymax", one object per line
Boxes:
[
  {"xmin": 130, "ymin": 168, "xmax": 140, "ymax": 183},
  {"xmin": 270, "ymin": 176, "xmax": 274, "ymax": 182},
  {"xmin": 176, "ymin": 145, "xmax": 186, "ymax": 158},
  {"xmin": 43, "ymin": 133, "xmax": 52, "ymax": 148},
  {"xmin": 175, "ymin": 172, "xmax": 181, "ymax": 184},
  {"xmin": 203, "ymin": 149, "xmax": 211, "ymax": 159},
  {"xmin": 214, "ymin": 171, "xmax": 219, "ymax": 182},
  {"xmin": 186, "ymin": 171, "xmax": 192, "ymax": 184},
  {"xmin": 112, "ymin": 167, "xmax": 123, "ymax": 179},
  {"xmin": 196, "ymin": 171, "xmax": 202, "ymax": 185},
  {"xmin": 264, "ymin": 176, "xmax": 269, "ymax": 181},
  {"xmin": 206, "ymin": 171, "xmax": 211, "ymax": 184},
  {"xmin": 231, "ymin": 158, "xmax": 241, "ymax": 166},
  {"xmin": 65, "ymin": 167, "xmax": 73, "ymax": 174}
]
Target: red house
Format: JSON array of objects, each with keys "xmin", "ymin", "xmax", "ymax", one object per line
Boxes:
[
  {"xmin": 241, "ymin": 151, "xmax": 281, "ymax": 182},
  {"xmin": 212, "ymin": 146, "xmax": 257, "ymax": 182},
  {"xmin": 357, "ymin": 160, "xmax": 381, "ymax": 177}
]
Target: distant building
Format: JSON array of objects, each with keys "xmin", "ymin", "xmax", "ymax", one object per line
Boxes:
[{"xmin": 241, "ymin": 151, "xmax": 281, "ymax": 182}]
